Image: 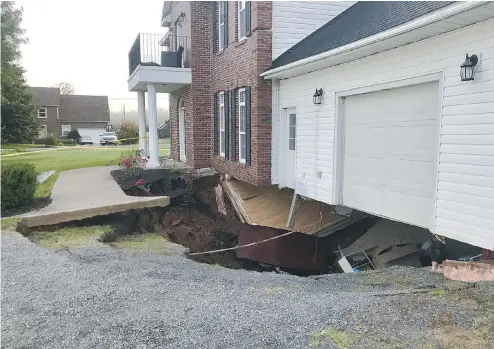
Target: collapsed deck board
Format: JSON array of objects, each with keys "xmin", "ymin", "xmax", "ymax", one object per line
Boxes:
[{"xmin": 223, "ymin": 179, "xmax": 356, "ymax": 235}]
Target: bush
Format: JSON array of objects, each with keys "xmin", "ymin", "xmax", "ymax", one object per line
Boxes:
[
  {"xmin": 1, "ymin": 163, "xmax": 37, "ymax": 210},
  {"xmin": 60, "ymin": 139, "xmax": 76, "ymax": 145},
  {"xmin": 67, "ymin": 129, "xmax": 81, "ymax": 141},
  {"xmin": 118, "ymin": 121, "xmax": 139, "ymax": 144},
  {"xmin": 33, "ymin": 136, "xmax": 56, "ymax": 146}
]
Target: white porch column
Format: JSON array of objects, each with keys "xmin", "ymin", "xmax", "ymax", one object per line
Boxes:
[
  {"xmin": 137, "ymin": 91, "xmax": 147, "ymax": 156},
  {"xmin": 146, "ymin": 84, "xmax": 159, "ymax": 168}
]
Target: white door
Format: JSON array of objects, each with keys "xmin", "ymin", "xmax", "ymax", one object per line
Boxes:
[
  {"xmin": 342, "ymin": 82, "xmax": 439, "ymax": 229},
  {"xmin": 78, "ymin": 128, "xmax": 106, "ymax": 144},
  {"xmin": 283, "ymin": 108, "xmax": 297, "ymax": 189},
  {"xmin": 179, "ymin": 107, "xmax": 186, "ymax": 162}
]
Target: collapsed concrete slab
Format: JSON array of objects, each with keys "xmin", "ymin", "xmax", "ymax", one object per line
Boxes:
[{"xmin": 21, "ymin": 166, "xmax": 169, "ymax": 228}]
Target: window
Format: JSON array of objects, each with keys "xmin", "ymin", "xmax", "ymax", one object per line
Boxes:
[
  {"xmin": 238, "ymin": 88, "xmax": 246, "ymax": 162},
  {"xmin": 238, "ymin": 1, "xmax": 246, "ymax": 40},
  {"xmin": 61, "ymin": 125, "xmax": 71, "ymax": 137},
  {"xmin": 219, "ymin": 92, "xmax": 225, "ymax": 156},
  {"xmin": 289, "ymin": 113, "xmax": 296, "ymax": 150},
  {"xmin": 218, "ymin": 2, "xmax": 226, "ymax": 51},
  {"xmin": 38, "ymin": 107, "xmax": 47, "ymax": 118}
]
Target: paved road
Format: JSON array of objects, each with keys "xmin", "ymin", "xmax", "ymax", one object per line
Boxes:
[{"xmin": 1, "ymin": 233, "xmax": 491, "ymax": 349}]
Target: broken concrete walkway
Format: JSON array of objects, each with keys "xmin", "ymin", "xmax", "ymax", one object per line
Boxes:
[{"xmin": 21, "ymin": 166, "xmax": 169, "ymax": 227}]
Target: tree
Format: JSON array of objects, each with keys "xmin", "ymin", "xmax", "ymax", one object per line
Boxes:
[
  {"xmin": 1, "ymin": 2, "xmax": 39, "ymax": 144},
  {"xmin": 57, "ymin": 81, "xmax": 75, "ymax": 95},
  {"xmin": 118, "ymin": 121, "xmax": 139, "ymax": 144}
]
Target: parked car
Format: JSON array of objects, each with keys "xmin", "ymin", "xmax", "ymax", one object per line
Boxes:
[
  {"xmin": 100, "ymin": 132, "xmax": 118, "ymax": 146},
  {"xmin": 79, "ymin": 135, "xmax": 93, "ymax": 145}
]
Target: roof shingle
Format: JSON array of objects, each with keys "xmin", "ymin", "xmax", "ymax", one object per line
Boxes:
[
  {"xmin": 59, "ymin": 95, "xmax": 110, "ymax": 123},
  {"xmin": 29, "ymin": 87, "xmax": 61, "ymax": 106},
  {"xmin": 268, "ymin": 1, "xmax": 453, "ymax": 71}
]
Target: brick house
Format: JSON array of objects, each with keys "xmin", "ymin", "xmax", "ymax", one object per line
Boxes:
[
  {"xmin": 29, "ymin": 87, "xmax": 110, "ymax": 142},
  {"xmin": 127, "ymin": 1, "xmax": 354, "ymax": 176}
]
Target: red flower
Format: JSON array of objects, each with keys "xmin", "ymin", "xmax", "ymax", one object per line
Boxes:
[{"xmin": 136, "ymin": 179, "xmax": 144, "ymax": 186}]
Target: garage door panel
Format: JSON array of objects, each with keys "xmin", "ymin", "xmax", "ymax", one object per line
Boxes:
[
  {"xmin": 78, "ymin": 128, "xmax": 105, "ymax": 143},
  {"xmin": 343, "ymin": 184, "xmax": 434, "ymax": 228},
  {"xmin": 346, "ymin": 125, "xmax": 437, "ymax": 149},
  {"xmin": 344, "ymin": 156, "xmax": 436, "ymax": 195},
  {"xmin": 342, "ymin": 82, "xmax": 439, "ymax": 229}
]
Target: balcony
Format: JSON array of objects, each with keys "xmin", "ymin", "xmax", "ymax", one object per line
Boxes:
[{"xmin": 127, "ymin": 33, "xmax": 191, "ymax": 93}]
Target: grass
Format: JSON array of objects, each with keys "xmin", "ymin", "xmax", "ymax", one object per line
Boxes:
[
  {"xmin": 110, "ymin": 234, "xmax": 173, "ymax": 254},
  {"xmin": 1, "ymin": 217, "xmax": 22, "ymax": 230},
  {"xmin": 311, "ymin": 327, "xmax": 359, "ymax": 349},
  {"xmin": 1, "ymin": 139, "xmax": 171, "ymax": 197},
  {"xmin": 29, "ymin": 225, "xmax": 113, "ymax": 249}
]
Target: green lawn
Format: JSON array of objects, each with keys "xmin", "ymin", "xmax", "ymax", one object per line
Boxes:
[{"xmin": 1, "ymin": 139, "xmax": 170, "ymax": 198}]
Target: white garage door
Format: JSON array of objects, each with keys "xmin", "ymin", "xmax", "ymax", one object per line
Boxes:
[
  {"xmin": 78, "ymin": 128, "xmax": 105, "ymax": 143},
  {"xmin": 342, "ymin": 82, "xmax": 439, "ymax": 229}
]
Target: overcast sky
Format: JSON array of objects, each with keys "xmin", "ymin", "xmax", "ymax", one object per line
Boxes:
[{"xmin": 19, "ymin": 0, "xmax": 169, "ymax": 110}]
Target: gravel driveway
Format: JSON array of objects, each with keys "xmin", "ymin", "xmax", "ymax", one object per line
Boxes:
[{"xmin": 2, "ymin": 232, "xmax": 492, "ymax": 349}]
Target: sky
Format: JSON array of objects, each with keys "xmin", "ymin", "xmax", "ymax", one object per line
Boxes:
[{"xmin": 19, "ymin": 0, "xmax": 169, "ymax": 111}]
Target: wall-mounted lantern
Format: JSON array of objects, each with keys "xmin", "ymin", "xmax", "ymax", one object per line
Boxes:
[
  {"xmin": 460, "ymin": 54, "xmax": 478, "ymax": 81},
  {"xmin": 313, "ymin": 88, "xmax": 323, "ymax": 105}
]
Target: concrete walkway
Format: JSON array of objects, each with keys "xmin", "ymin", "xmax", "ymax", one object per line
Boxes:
[{"xmin": 21, "ymin": 166, "xmax": 169, "ymax": 227}]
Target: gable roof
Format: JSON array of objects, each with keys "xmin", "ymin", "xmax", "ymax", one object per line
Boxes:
[
  {"xmin": 29, "ymin": 87, "xmax": 61, "ymax": 106},
  {"xmin": 268, "ymin": 1, "xmax": 453, "ymax": 71},
  {"xmin": 59, "ymin": 95, "xmax": 110, "ymax": 123}
]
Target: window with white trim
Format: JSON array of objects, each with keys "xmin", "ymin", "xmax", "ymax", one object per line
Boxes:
[
  {"xmin": 61, "ymin": 125, "xmax": 71, "ymax": 137},
  {"xmin": 38, "ymin": 107, "xmax": 47, "ymax": 118},
  {"xmin": 218, "ymin": 2, "xmax": 225, "ymax": 51},
  {"xmin": 238, "ymin": 1, "xmax": 246, "ymax": 40},
  {"xmin": 238, "ymin": 88, "xmax": 246, "ymax": 162},
  {"xmin": 219, "ymin": 92, "xmax": 225, "ymax": 156},
  {"xmin": 288, "ymin": 113, "xmax": 296, "ymax": 150}
]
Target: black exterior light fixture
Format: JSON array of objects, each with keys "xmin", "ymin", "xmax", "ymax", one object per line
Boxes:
[
  {"xmin": 313, "ymin": 88, "xmax": 323, "ymax": 105},
  {"xmin": 460, "ymin": 54, "xmax": 478, "ymax": 81}
]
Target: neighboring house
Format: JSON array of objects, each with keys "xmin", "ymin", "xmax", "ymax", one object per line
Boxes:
[
  {"xmin": 262, "ymin": 1, "xmax": 494, "ymax": 250},
  {"xmin": 29, "ymin": 87, "xmax": 60, "ymax": 139},
  {"xmin": 30, "ymin": 87, "xmax": 110, "ymax": 142},
  {"xmin": 128, "ymin": 0, "xmax": 353, "ymax": 181}
]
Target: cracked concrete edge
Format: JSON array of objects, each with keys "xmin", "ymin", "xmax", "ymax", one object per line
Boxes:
[{"xmin": 20, "ymin": 197, "xmax": 170, "ymax": 228}]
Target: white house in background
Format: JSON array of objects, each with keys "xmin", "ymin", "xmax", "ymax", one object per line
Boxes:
[{"xmin": 263, "ymin": 1, "xmax": 494, "ymax": 250}]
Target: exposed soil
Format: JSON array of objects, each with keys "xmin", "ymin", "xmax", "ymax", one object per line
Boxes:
[
  {"xmin": 136, "ymin": 204, "xmax": 243, "ymax": 268},
  {"xmin": 111, "ymin": 169, "xmax": 203, "ymax": 201},
  {"xmin": 1, "ymin": 197, "xmax": 52, "ymax": 218}
]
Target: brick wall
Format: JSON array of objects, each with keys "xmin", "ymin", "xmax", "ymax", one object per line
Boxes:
[{"xmin": 169, "ymin": 1, "xmax": 273, "ymax": 186}]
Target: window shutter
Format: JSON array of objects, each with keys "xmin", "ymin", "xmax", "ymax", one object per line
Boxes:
[
  {"xmin": 230, "ymin": 88, "xmax": 237, "ymax": 162},
  {"xmin": 224, "ymin": 91, "xmax": 229, "ymax": 160},
  {"xmin": 213, "ymin": 3, "xmax": 218, "ymax": 53},
  {"xmin": 245, "ymin": 1, "xmax": 252, "ymax": 37},
  {"xmin": 245, "ymin": 86, "xmax": 251, "ymax": 166},
  {"xmin": 213, "ymin": 92, "xmax": 218, "ymax": 155},
  {"xmin": 223, "ymin": 2, "xmax": 229, "ymax": 49}
]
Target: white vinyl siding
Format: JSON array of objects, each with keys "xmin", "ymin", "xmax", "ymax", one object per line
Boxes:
[
  {"xmin": 238, "ymin": 1, "xmax": 246, "ymax": 41},
  {"xmin": 219, "ymin": 92, "xmax": 225, "ymax": 156},
  {"xmin": 238, "ymin": 88, "xmax": 246, "ymax": 162},
  {"xmin": 273, "ymin": 17, "xmax": 494, "ymax": 249},
  {"xmin": 38, "ymin": 107, "xmax": 47, "ymax": 118},
  {"xmin": 272, "ymin": 1, "xmax": 355, "ymax": 60}
]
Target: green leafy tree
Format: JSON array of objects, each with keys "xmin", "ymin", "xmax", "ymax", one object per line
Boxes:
[
  {"xmin": 1, "ymin": 2, "xmax": 39, "ymax": 143},
  {"xmin": 118, "ymin": 121, "xmax": 139, "ymax": 144}
]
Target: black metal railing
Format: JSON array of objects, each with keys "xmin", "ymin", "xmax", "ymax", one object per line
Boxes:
[{"xmin": 128, "ymin": 33, "xmax": 191, "ymax": 76}]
